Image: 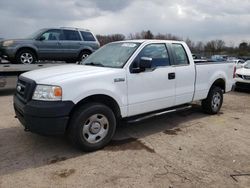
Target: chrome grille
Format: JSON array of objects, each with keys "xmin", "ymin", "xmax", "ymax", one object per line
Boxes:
[{"xmin": 16, "ymin": 77, "xmax": 36, "ymax": 103}]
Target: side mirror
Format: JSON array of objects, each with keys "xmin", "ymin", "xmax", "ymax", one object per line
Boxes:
[
  {"xmin": 139, "ymin": 57, "xmax": 152, "ymax": 69},
  {"xmin": 131, "ymin": 57, "xmax": 153, "ymax": 73},
  {"xmin": 38, "ymin": 36, "xmax": 45, "ymax": 41}
]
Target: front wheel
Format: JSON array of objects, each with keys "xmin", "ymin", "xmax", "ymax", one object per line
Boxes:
[
  {"xmin": 202, "ymin": 86, "xmax": 223, "ymax": 114},
  {"xmin": 68, "ymin": 103, "xmax": 116, "ymax": 152},
  {"xmin": 16, "ymin": 49, "xmax": 37, "ymax": 64}
]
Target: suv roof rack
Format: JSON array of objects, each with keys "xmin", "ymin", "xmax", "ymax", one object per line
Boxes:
[{"xmin": 60, "ymin": 27, "xmax": 90, "ymax": 31}]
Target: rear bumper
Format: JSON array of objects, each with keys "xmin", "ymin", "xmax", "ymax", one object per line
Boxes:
[{"xmin": 14, "ymin": 95, "xmax": 74, "ymax": 135}]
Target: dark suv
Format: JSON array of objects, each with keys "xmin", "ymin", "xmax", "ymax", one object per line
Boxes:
[{"xmin": 0, "ymin": 27, "xmax": 100, "ymax": 64}]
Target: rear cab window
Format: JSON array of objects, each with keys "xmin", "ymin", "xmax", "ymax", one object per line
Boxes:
[
  {"xmin": 171, "ymin": 43, "xmax": 189, "ymax": 65},
  {"xmin": 80, "ymin": 31, "xmax": 96, "ymax": 41},
  {"xmin": 62, "ymin": 29, "xmax": 81, "ymax": 41}
]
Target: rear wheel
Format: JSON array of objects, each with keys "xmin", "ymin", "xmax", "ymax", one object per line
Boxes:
[
  {"xmin": 202, "ymin": 86, "xmax": 223, "ymax": 114},
  {"xmin": 78, "ymin": 50, "xmax": 91, "ymax": 62},
  {"xmin": 68, "ymin": 103, "xmax": 116, "ymax": 152},
  {"xmin": 16, "ymin": 49, "xmax": 37, "ymax": 64}
]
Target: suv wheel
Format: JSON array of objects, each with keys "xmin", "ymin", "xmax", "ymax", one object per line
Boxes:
[
  {"xmin": 79, "ymin": 51, "xmax": 91, "ymax": 62},
  {"xmin": 68, "ymin": 103, "xmax": 116, "ymax": 152},
  {"xmin": 16, "ymin": 49, "xmax": 37, "ymax": 64}
]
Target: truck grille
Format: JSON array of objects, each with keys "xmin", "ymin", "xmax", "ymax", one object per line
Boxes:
[{"xmin": 16, "ymin": 76, "xmax": 36, "ymax": 103}]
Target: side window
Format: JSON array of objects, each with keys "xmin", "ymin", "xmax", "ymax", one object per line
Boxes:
[
  {"xmin": 80, "ymin": 31, "xmax": 96, "ymax": 41},
  {"xmin": 136, "ymin": 43, "xmax": 170, "ymax": 68},
  {"xmin": 172, "ymin": 44, "xmax": 189, "ymax": 65},
  {"xmin": 62, "ymin": 30, "xmax": 81, "ymax": 41},
  {"xmin": 40, "ymin": 29, "xmax": 61, "ymax": 41}
]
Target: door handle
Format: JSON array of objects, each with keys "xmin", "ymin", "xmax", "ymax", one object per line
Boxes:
[{"xmin": 168, "ymin": 72, "xmax": 175, "ymax": 80}]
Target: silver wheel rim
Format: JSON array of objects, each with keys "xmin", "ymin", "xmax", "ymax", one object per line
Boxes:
[
  {"xmin": 82, "ymin": 114, "xmax": 109, "ymax": 144},
  {"xmin": 211, "ymin": 92, "xmax": 221, "ymax": 111},
  {"xmin": 20, "ymin": 53, "xmax": 33, "ymax": 64},
  {"xmin": 81, "ymin": 54, "xmax": 89, "ymax": 60}
]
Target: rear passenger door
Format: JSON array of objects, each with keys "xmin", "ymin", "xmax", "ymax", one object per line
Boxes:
[
  {"xmin": 171, "ymin": 43, "xmax": 195, "ymax": 105},
  {"xmin": 60, "ymin": 29, "xmax": 82, "ymax": 60}
]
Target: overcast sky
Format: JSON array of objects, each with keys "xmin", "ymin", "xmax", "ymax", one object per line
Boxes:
[{"xmin": 0, "ymin": 0, "xmax": 250, "ymax": 45}]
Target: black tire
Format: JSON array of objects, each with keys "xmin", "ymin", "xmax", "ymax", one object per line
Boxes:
[
  {"xmin": 16, "ymin": 49, "xmax": 37, "ymax": 64},
  {"xmin": 68, "ymin": 103, "xmax": 116, "ymax": 152},
  {"xmin": 202, "ymin": 86, "xmax": 223, "ymax": 114},
  {"xmin": 78, "ymin": 50, "xmax": 91, "ymax": 62}
]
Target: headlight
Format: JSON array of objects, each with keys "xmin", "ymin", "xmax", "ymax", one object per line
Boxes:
[
  {"xmin": 2, "ymin": 40, "xmax": 14, "ymax": 47},
  {"xmin": 32, "ymin": 85, "xmax": 62, "ymax": 101}
]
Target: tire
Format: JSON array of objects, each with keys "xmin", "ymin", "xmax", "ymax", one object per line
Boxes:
[
  {"xmin": 202, "ymin": 86, "xmax": 223, "ymax": 114},
  {"xmin": 78, "ymin": 51, "xmax": 91, "ymax": 62},
  {"xmin": 16, "ymin": 49, "xmax": 37, "ymax": 64},
  {"xmin": 68, "ymin": 103, "xmax": 116, "ymax": 152}
]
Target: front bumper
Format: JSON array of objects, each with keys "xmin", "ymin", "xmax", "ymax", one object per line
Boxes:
[
  {"xmin": 14, "ymin": 95, "xmax": 74, "ymax": 135},
  {"xmin": 0, "ymin": 46, "xmax": 16, "ymax": 60}
]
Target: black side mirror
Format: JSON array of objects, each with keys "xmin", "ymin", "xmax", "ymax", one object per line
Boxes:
[
  {"xmin": 131, "ymin": 57, "xmax": 153, "ymax": 73},
  {"xmin": 38, "ymin": 36, "xmax": 45, "ymax": 41},
  {"xmin": 139, "ymin": 57, "xmax": 152, "ymax": 69}
]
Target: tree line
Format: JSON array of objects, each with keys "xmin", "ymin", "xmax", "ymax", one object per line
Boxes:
[{"xmin": 96, "ymin": 30, "xmax": 250, "ymax": 58}]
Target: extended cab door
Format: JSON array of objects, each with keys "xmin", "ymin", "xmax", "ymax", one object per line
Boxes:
[
  {"xmin": 170, "ymin": 43, "xmax": 195, "ymax": 105},
  {"xmin": 127, "ymin": 43, "xmax": 176, "ymax": 116}
]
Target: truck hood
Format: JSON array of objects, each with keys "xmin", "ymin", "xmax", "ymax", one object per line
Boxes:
[{"xmin": 21, "ymin": 64, "xmax": 122, "ymax": 85}]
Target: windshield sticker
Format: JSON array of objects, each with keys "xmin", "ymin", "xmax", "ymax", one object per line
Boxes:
[{"xmin": 122, "ymin": 43, "xmax": 137, "ymax": 48}]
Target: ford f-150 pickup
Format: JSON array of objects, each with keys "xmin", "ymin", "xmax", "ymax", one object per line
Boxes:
[{"xmin": 13, "ymin": 40, "xmax": 235, "ymax": 151}]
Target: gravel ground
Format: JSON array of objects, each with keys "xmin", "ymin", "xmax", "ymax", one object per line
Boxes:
[{"xmin": 0, "ymin": 90, "xmax": 249, "ymax": 188}]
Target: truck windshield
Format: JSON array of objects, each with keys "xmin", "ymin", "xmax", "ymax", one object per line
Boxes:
[{"xmin": 81, "ymin": 42, "xmax": 141, "ymax": 68}]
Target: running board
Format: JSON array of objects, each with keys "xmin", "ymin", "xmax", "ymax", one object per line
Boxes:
[{"xmin": 127, "ymin": 105, "xmax": 192, "ymax": 123}]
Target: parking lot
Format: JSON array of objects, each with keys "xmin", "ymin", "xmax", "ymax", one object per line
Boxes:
[{"xmin": 0, "ymin": 87, "xmax": 249, "ymax": 187}]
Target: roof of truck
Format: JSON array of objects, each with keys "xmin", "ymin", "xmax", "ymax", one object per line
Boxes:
[{"xmin": 116, "ymin": 39, "xmax": 184, "ymax": 44}]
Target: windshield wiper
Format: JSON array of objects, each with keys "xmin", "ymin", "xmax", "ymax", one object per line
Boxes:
[{"xmin": 84, "ymin": 62, "xmax": 104, "ymax": 67}]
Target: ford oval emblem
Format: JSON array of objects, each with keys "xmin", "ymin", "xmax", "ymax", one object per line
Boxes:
[{"xmin": 17, "ymin": 85, "xmax": 22, "ymax": 92}]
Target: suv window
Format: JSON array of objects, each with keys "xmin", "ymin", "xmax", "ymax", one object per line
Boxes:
[
  {"xmin": 62, "ymin": 30, "xmax": 81, "ymax": 41},
  {"xmin": 40, "ymin": 29, "xmax": 61, "ymax": 41},
  {"xmin": 80, "ymin": 31, "xmax": 96, "ymax": 41},
  {"xmin": 172, "ymin": 44, "xmax": 189, "ymax": 65},
  {"xmin": 136, "ymin": 43, "xmax": 170, "ymax": 67}
]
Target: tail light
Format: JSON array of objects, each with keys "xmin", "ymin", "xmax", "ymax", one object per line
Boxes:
[{"xmin": 233, "ymin": 66, "xmax": 236, "ymax": 78}]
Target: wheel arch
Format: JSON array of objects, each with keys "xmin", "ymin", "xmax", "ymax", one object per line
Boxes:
[
  {"xmin": 67, "ymin": 94, "xmax": 121, "ymax": 130},
  {"xmin": 211, "ymin": 78, "xmax": 225, "ymax": 93},
  {"xmin": 16, "ymin": 47, "xmax": 38, "ymax": 60}
]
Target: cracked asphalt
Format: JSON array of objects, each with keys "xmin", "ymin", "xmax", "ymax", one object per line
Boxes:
[{"xmin": 0, "ymin": 89, "xmax": 250, "ymax": 188}]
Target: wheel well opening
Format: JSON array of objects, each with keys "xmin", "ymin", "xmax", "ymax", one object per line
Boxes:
[
  {"xmin": 68, "ymin": 94, "xmax": 121, "ymax": 129},
  {"xmin": 79, "ymin": 49, "xmax": 91, "ymax": 56},
  {"xmin": 212, "ymin": 78, "xmax": 225, "ymax": 92},
  {"xmin": 16, "ymin": 47, "xmax": 37, "ymax": 59}
]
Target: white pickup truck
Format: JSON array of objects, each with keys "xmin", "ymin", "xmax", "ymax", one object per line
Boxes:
[{"xmin": 14, "ymin": 40, "xmax": 235, "ymax": 151}]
